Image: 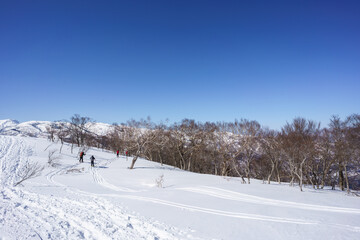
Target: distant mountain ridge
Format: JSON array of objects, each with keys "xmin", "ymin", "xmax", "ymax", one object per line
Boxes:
[{"xmin": 0, "ymin": 119, "xmax": 113, "ymax": 138}]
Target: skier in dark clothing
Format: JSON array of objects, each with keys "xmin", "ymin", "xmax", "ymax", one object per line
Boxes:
[
  {"xmin": 79, "ymin": 152, "xmax": 85, "ymax": 163},
  {"xmin": 90, "ymin": 155, "xmax": 95, "ymax": 167},
  {"xmin": 116, "ymin": 150, "xmax": 120, "ymax": 157}
]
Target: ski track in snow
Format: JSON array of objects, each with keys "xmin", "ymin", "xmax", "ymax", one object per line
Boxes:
[
  {"xmin": 44, "ymin": 164, "xmax": 191, "ymax": 239},
  {"xmin": 84, "ymin": 160, "xmax": 320, "ymax": 224},
  {"xmin": 0, "ymin": 136, "xmax": 33, "ymax": 186},
  {"xmin": 89, "ymin": 193, "xmax": 360, "ymax": 232},
  {"xmin": 45, "ymin": 156, "xmax": 321, "ymax": 234},
  {"xmin": 1, "ymin": 135, "xmax": 360, "ymax": 239},
  {"xmin": 45, "ymin": 143, "xmax": 360, "ymax": 234},
  {"xmin": 82, "ymin": 153, "xmax": 360, "ymax": 233},
  {"xmin": 113, "ymin": 194, "xmax": 319, "ymax": 224},
  {"xmin": 0, "ymin": 136, "xmax": 192, "ymax": 240},
  {"xmin": 178, "ymin": 186, "xmax": 360, "ymax": 214},
  {"xmin": 91, "ymin": 164, "xmax": 138, "ymax": 193},
  {"xmin": 1, "ymin": 187, "xmax": 188, "ymax": 240}
]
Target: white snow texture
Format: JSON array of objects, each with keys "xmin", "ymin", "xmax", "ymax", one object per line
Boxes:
[{"xmin": 0, "ymin": 120, "xmax": 360, "ymax": 239}]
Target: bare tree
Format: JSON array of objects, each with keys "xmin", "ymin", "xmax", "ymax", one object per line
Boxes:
[
  {"xmin": 108, "ymin": 123, "xmax": 125, "ymax": 152},
  {"xmin": 317, "ymin": 128, "xmax": 336, "ymax": 189},
  {"xmin": 212, "ymin": 122, "xmax": 246, "ymax": 182},
  {"xmin": 344, "ymin": 114, "xmax": 360, "ymax": 193},
  {"xmin": 170, "ymin": 119, "xmax": 206, "ymax": 171},
  {"xmin": 68, "ymin": 114, "xmax": 93, "ymax": 147},
  {"xmin": 45, "ymin": 123, "xmax": 57, "ymax": 142},
  {"xmin": 260, "ymin": 128, "xmax": 282, "ymax": 184},
  {"xmin": 329, "ymin": 115, "xmax": 349, "ymax": 191},
  {"xmin": 55, "ymin": 122, "xmax": 69, "ymax": 153},
  {"xmin": 143, "ymin": 123, "xmax": 169, "ymax": 166},
  {"xmin": 45, "ymin": 114, "xmax": 356, "ymax": 192},
  {"xmin": 192, "ymin": 122, "xmax": 218, "ymax": 174},
  {"xmin": 48, "ymin": 149, "xmax": 61, "ymax": 167},
  {"xmin": 126, "ymin": 118, "xmax": 158, "ymax": 169},
  {"xmin": 281, "ymin": 118, "xmax": 320, "ymax": 191},
  {"xmin": 235, "ymin": 119, "xmax": 262, "ymax": 184},
  {"xmin": 14, "ymin": 161, "xmax": 44, "ymax": 187}
]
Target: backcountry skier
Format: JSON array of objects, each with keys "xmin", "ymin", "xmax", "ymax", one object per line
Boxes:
[
  {"xmin": 90, "ymin": 155, "xmax": 95, "ymax": 167},
  {"xmin": 79, "ymin": 151, "xmax": 85, "ymax": 163}
]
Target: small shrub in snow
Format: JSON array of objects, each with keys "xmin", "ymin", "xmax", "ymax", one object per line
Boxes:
[
  {"xmin": 48, "ymin": 149, "xmax": 61, "ymax": 167},
  {"xmin": 155, "ymin": 174, "xmax": 164, "ymax": 188},
  {"xmin": 66, "ymin": 168, "xmax": 84, "ymax": 174}
]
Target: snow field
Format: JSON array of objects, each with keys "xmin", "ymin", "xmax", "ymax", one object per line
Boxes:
[{"xmin": 0, "ymin": 135, "xmax": 360, "ymax": 240}]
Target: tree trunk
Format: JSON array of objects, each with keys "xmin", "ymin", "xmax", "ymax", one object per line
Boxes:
[
  {"xmin": 299, "ymin": 167, "xmax": 303, "ymax": 192},
  {"xmin": 246, "ymin": 161, "xmax": 251, "ymax": 184},
  {"xmin": 339, "ymin": 166, "xmax": 345, "ymax": 191},
  {"xmin": 231, "ymin": 159, "xmax": 246, "ymax": 183},
  {"xmin": 290, "ymin": 172, "xmax": 295, "ymax": 187},
  {"xmin": 321, "ymin": 158, "xmax": 335, "ymax": 189},
  {"xmin": 289, "ymin": 160, "xmax": 295, "ymax": 186},
  {"xmin": 221, "ymin": 163, "xmax": 228, "ymax": 176},
  {"xmin": 315, "ymin": 173, "xmax": 320, "ymax": 189},
  {"xmin": 129, "ymin": 155, "xmax": 138, "ymax": 169},
  {"xmin": 344, "ymin": 163, "xmax": 350, "ymax": 194},
  {"xmin": 275, "ymin": 162, "xmax": 281, "ymax": 184},
  {"xmin": 309, "ymin": 173, "xmax": 315, "ymax": 189},
  {"xmin": 267, "ymin": 162, "xmax": 275, "ymax": 184},
  {"xmin": 177, "ymin": 147, "xmax": 186, "ymax": 170},
  {"xmin": 158, "ymin": 151, "xmax": 163, "ymax": 165},
  {"xmin": 187, "ymin": 156, "xmax": 192, "ymax": 171},
  {"xmin": 129, "ymin": 149, "xmax": 141, "ymax": 169},
  {"xmin": 298, "ymin": 160, "xmax": 306, "ymax": 192}
]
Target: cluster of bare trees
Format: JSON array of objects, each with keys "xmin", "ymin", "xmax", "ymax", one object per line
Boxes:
[
  {"xmin": 46, "ymin": 114, "xmax": 106, "ymax": 153},
  {"xmin": 47, "ymin": 114, "xmax": 360, "ymax": 192}
]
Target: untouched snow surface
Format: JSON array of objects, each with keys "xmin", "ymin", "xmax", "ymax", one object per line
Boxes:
[{"xmin": 0, "ymin": 135, "xmax": 360, "ymax": 240}]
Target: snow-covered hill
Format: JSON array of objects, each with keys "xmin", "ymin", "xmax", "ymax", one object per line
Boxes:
[
  {"xmin": 0, "ymin": 119, "xmax": 113, "ymax": 138},
  {"xmin": 1, "ymin": 135, "xmax": 360, "ymax": 239}
]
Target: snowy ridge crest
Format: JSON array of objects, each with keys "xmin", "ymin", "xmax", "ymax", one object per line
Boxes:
[{"xmin": 0, "ymin": 119, "xmax": 113, "ymax": 138}]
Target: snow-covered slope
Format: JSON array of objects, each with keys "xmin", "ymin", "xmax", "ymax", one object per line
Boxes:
[
  {"xmin": 0, "ymin": 119, "xmax": 113, "ymax": 138},
  {"xmin": 0, "ymin": 119, "xmax": 19, "ymax": 135},
  {"xmin": 1, "ymin": 135, "xmax": 360, "ymax": 239},
  {"xmin": 0, "ymin": 119, "xmax": 51, "ymax": 137},
  {"xmin": 0, "ymin": 119, "xmax": 19, "ymax": 129}
]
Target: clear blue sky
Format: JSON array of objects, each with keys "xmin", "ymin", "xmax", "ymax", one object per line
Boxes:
[{"xmin": 1, "ymin": 0, "xmax": 359, "ymax": 129}]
